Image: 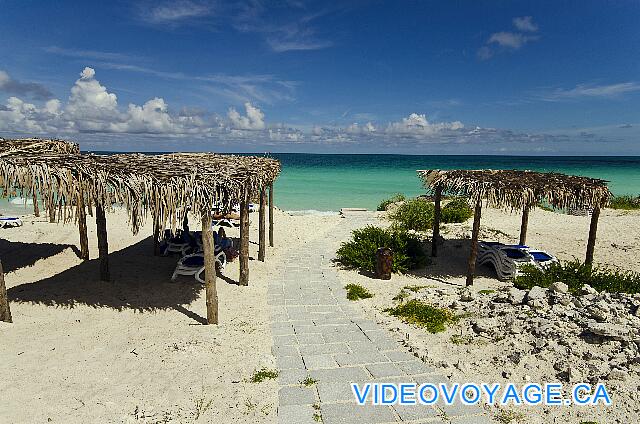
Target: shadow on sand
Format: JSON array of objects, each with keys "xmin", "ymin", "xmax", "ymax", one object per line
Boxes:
[
  {"xmin": 6, "ymin": 236, "xmax": 240, "ymax": 324},
  {"xmin": 0, "ymin": 239, "xmax": 80, "ymax": 273}
]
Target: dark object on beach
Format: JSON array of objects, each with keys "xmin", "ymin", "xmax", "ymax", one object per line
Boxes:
[
  {"xmin": 376, "ymin": 247, "xmax": 393, "ymax": 280},
  {"xmin": 0, "ymin": 260, "xmax": 12, "ymax": 323}
]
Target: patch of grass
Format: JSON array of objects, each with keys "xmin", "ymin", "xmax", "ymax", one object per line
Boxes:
[
  {"xmin": 404, "ymin": 285, "xmax": 428, "ymax": 292},
  {"xmin": 345, "ymin": 284, "xmax": 373, "ymax": 301},
  {"xmin": 608, "ymin": 195, "xmax": 640, "ymax": 210},
  {"xmin": 192, "ymin": 384, "xmax": 214, "ymax": 421},
  {"xmin": 300, "ymin": 376, "xmax": 318, "ymax": 386},
  {"xmin": 312, "ymin": 403, "xmax": 322, "ymax": 422},
  {"xmin": 450, "ymin": 334, "xmax": 474, "ymax": 345},
  {"xmin": 336, "ymin": 225, "xmax": 428, "ymax": 273},
  {"xmin": 250, "ymin": 368, "xmax": 279, "ymax": 383},
  {"xmin": 478, "ymin": 289, "xmax": 495, "ymax": 295},
  {"xmin": 392, "ymin": 289, "xmax": 410, "ymax": 303},
  {"xmin": 377, "ymin": 193, "xmax": 406, "ymax": 211},
  {"xmin": 495, "ymin": 409, "xmax": 526, "ymax": 424},
  {"xmin": 384, "ymin": 299, "xmax": 460, "ymax": 333},
  {"xmin": 514, "ymin": 259, "xmax": 640, "ymax": 294}
]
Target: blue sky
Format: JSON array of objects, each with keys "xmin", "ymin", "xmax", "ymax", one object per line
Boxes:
[{"xmin": 1, "ymin": 0, "xmax": 639, "ymax": 154}]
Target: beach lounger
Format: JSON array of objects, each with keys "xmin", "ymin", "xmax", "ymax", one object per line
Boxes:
[
  {"xmin": 170, "ymin": 249, "xmax": 227, "ymax": 283},
  {"xmin": 0, "ymin": 217, "xmax": 23, "ymax": 228},
  {"xmin": 161, "ymin": 230, "xmax": 192, "ymax": 256},
  {"xmin": 478, "ymin": 241, "xmax": 557, "ymax": 280}
]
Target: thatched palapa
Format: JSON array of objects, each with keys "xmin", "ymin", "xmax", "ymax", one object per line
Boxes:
[
  {"xmin": 418, "ymin": 169, "xmax": 612, "ymax": 286},
  {"xmin": 0, "ymin": 138, "xmax": 281, "ymax": 324}
]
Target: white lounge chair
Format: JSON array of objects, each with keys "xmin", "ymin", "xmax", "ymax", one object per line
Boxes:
[
  {"xmin": 171, "ymin": 249, "xmax": 227, "ymax": 283},
  {"xmin": 0, "ymin": 217, "xmax": 23, "ymax": 228},
  {"xmin": 478, "ymin": 241, "xmax": 557, "ymax": 280},
  {"xmin": 161, "ymin": 230, "xmax": 192, "ymax": 256}
]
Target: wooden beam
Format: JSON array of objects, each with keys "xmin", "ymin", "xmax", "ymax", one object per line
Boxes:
[
  {"xmin": 466, "ymin": 201, "xmax": 482, "ymax": 286},
  {"xmin": 431, "ymin": 186, "xmax": 442, "ymax": 257},
  {"xmin": 202, "ymin": 215, "xmax": 219, "ymax": 324},
  {"xmin": 95, "ymin": 205, "xmax": 110, "ymax": 281},
  {"xmin": 87, "ymin": 195, "xmax": 93, "ymax": 217},
  {"xmin": 0, "ymin": 260, "xmax": 12, "ymax": 323},
  {"xmin": 77, "ymin": 191, "xmax": 89, "ymax": 260},
  {"xmin": 269, "ymin": 183, "xmax": 274, "ymax": 247},
  {"xmin": 585, "ymin": 206, "xmax": 600, "ymax": 265},
  {"xmin": 239, "ymin": 190, "xmax": 250, "ymax": 286},
  {"xmin": 519, "ymin": 205, "xmax": 530, "ymax": 246},
  {"xmin": 32, "ymin": 192, "xmax": 40, "ymax": 217},
  {"xmin": 258, "ymin": 186, "xmax": 267, "ymax": 261}
]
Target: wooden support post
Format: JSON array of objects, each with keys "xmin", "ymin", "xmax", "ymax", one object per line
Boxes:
[
  {"xmin": 268, "ymin": 183, "xmax": 274, "ymax": 247},
  {"xmin": 466, "ymin": 201, "xmax": 482, "ymax": 286},
  {"xmin": 48, "ymin": 194, "xmax": 56, "ymax": 223},
  {"xmin": 153, "ymin": 218, "xmax": 161, "ymax": 256},
  {"xmin": 585, "ymin": 206, "xmax": 600, "ymax": 265},
  {"xmin": 87, "ymin": 195, "xmax": 93, "ymax": 217},
  {"xmin": 32, "ymin": 192, "xmax": 40, "ymax": 217},
  {"xmin": 0, "ymin": 260, "xmax": 12, "ymax": 323},
  {"xmin": 432, "ymin": 186, "xmax": 442, "ymax": 257},
  {"xmin": 202, "ymin": 215, "xmax": 219, "ymax": 324},
  {"xmin": 519, "ymin": 205, "xmax": 530, "ymax": 246},
  {"xmin": 239, "ymin": 191, "xmax": 250, "ymax": 286},
  {"xmin": 77, "ymin": 192, "xmax": 89, "ymax": 260},
  {"xmin": 95, "ymin": 205, "xmax": 110, "ymax": 281},
  {"xmin": 258, "ymin": 186, "xmax": 267, "ymax": 262}
]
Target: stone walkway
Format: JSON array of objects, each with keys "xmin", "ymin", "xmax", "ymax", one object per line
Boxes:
[{"xmin": 268, "ymin": 218, "xmax": 491, "ymax": 423}]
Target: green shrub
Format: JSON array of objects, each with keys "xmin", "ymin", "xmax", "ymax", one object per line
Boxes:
[
  {"xmin": 514, "ymin": 260, "xmax": 640, "ymax": 294},
  {"xmin": 336, "ymin": 225, "xmax": 428, "ymax": 273},
  {"xmin": 389, "ymin": 197, "xmax": 472, "ymax": 232},
  {"xmin": 345, "ymin": 284, "xmax": 373, "ymax": 301},
  {"xmin": 609, "ymin": 195, "xmax": 640, "ymax": 210},
  {"xmin": 384, "ymin": 300, "xmax": 459, "ymax": 333},
  {"xmin": 389, "ymin": 198, "xmax": 435, "ymax": 231},
  {"xmin": 441, "ymin": 197, "xmax": 473, "ymax": 223},
  {"xmin": 377, "ymin": 193, "xmax": 406, "ymax": 211}
]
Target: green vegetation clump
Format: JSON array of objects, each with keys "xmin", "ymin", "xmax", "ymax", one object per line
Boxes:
[
  {"xmin": 478, "ymin": 289, "xmax": 495, "ymax": 295},
  {"xmin": 441, "ymin": 197, "xmax": 473, "ymax": 223},
  {"xmin": 345, "ymin": 284, "xmax": 373, "ymax": 301},
  {"xmin": 377, "ymin": 193, "xmax": 406, "ymax": 211},
  {"xmin": 300, "ymin": 376, "xmax": 318, "ymax": 386},
  {"xmin": 250, "ymin": 368, "xmax": 279, "ymax": 383},
  {"xmin": 384, "ymin": 299, "xmax": 459, "ymax": 333},
  {"xmin": 336, "ymin": 225, "xmax": 428, "ymax": 273},
  {"xmin": 389, "ymin": 198, "xmax": 434, "ymax": 231},
  {"xmin": 609, "ymin": 195, "xmax": 640, "ymax": 210},
  {"xmin": 514, "ymin": 260, "xmax": 640, "ymax": 294},
  {"xmin": 388, "ymin": 197, "xmax": 473, "ymax": 232}
]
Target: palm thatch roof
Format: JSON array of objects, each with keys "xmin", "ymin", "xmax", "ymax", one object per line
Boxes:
[
  {"xmin": 418, "ymin": 169, "xmax": 612, "ymax": 210},
  {"xmin": 0, "ymin": 138, "xmax": 280, "ymax": 233}
]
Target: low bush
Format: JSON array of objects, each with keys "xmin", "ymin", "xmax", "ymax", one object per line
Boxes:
[
  {"xmin": 389, "ymin": 198, "xmax": 434, "ymax": 231},
  {"xmin": 345, "ymin": 284, "xmax": 373, "ymax": 301},
  {"xmin": 441, "ymin": 197, "xmax": 473, "ymax": 223},
  {"xmin": 377, "ymin": 193, "xmax": 406, "ymax": 211},
  {"xmin": 336, "ymin": 225, "xmax": 428, "ymax": 273},
  {"xmin": 388, "ymin": 197, "xmax": 473, "ymax": 232},
  {"xmin": 514, "ymin": 259, "xmax": 640, "ymax": 294},
  {"xmin": 250, "ymin": 368, "xmax": 279, "ymax": 383},
  {"xmin": 609, "ymin": 195, "xmax": 640, "ymax": 210},
  {"xmin": 384, "ymin": 300, "xmax": 459, "ymax": 333}
]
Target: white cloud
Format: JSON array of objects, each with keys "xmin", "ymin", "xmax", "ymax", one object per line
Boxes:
[
  {"xmin": 488, "ymin": 32, "xmax": 537, "ymax": 49},
  {"xmin": 479, "ymin": 16, "xmax": 539, "ymax": 60},
  {"xmin": 540, "ymin": 82, "xmax": 640, "ymax": 101},
  {"xmin": 140, "ymin": 0, "xmax": 214, "ymax": 25},
  {"xmin": 513, "ymin": 16, "xmax": 538, "ymax": 32},
  {"xmin": 227, "ymin": 102, "xmax": 266, "ymax": 130},
  {"xmin": 0, "ymin": 70, "xmax": 53, "ymax": 100},
  {"xmin": 386, "ymin": 113, "xmax": 463, "ymax": 135}
]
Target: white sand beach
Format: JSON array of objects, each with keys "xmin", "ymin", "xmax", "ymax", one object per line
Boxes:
[{"xmin": 1, "ymin": 206, "xmax": 639, "ymax": 423}]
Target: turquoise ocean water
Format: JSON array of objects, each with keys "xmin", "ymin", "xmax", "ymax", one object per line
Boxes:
[{"xmin": 3, "ymin": 154, "xmax": 640, "ymax": 213}]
